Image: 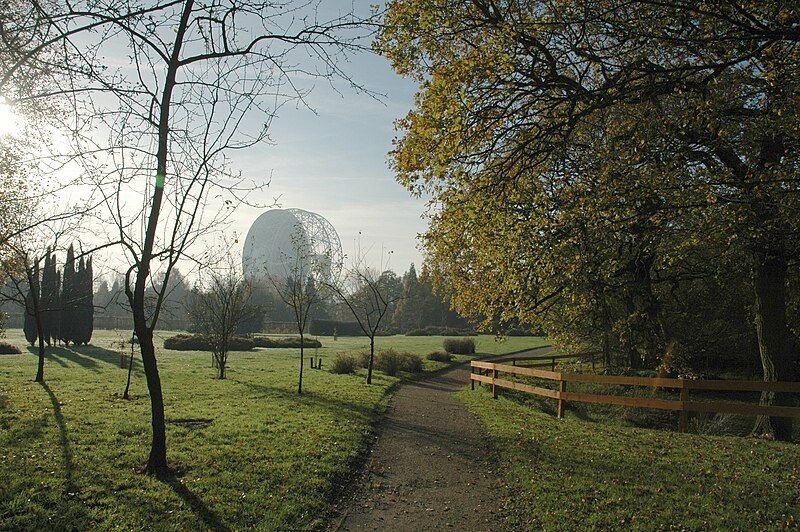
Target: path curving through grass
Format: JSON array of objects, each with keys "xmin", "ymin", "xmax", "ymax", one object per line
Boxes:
[{"xmin": 331, "ymin": 361, "xmax": 509, "ymax": 531}]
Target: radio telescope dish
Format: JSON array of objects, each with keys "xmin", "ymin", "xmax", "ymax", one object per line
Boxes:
[{"xmin": 242, "ymin": 208, "xmax": 343, "ymax": 283}]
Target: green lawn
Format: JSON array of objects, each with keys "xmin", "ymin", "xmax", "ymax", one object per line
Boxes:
[
  {"xmin": 459, "ymin": 386, "xmax": 800, "ymax": 530},
  {"xmin": 0, "ymin": 329, "xmax": 545, "ymax": 530}
]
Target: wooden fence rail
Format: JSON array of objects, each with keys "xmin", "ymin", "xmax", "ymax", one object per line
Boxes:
[
  {"xmin": 494, "ymin": 350, "xmax": 603, "ymax": 371},
  {"xmin": 470, "ymin": 360, "xmax": 800, "ymax": 432}
]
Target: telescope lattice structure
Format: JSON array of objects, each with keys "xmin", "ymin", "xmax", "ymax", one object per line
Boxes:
[{"xmin": 242, "ymin": 208, "xmax": 343, "ymax": 283}]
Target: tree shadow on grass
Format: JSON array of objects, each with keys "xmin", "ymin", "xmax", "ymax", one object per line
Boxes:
[
  {"xmin": 36, "ymin": 345, "xmax": 121, "ymax": 372},
  {"xmin": 164, "ymin": 477, "xmax": 231, "ymax": 532},
  {"xmin": 27, "ymin": 346, "xmax": 69, "ymax": 367},
  {"xmin": 231, "ymin": 379, "xmax": 376, "ymax": 420},
  {"xmin": 39, "ymin": 381, "xmax": 76, "ymax": 495}
]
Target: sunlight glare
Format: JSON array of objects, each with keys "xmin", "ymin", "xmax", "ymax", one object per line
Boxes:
[{"xmin": 0, "ymin": 101, "xmax": 21, "ymax": 136}]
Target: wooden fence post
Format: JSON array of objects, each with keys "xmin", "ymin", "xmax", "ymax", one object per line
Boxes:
[
  {"xmin": 679, "ymin": 380, "xmax": 688, "ymax": 433},
  {"xmin": 471, "ymin": 366, "xmax": 475, "ymax": 390},
  {"xmin": 557, "ymin": 378, "xmax": 566, "ymax": 418},
  {"xmin": 492, "ymin": 367, "xmax": 498, "ymax": 399},
  {"xmin": 551, "ymin": 357, "xmax": 556, "ymax": 371}
]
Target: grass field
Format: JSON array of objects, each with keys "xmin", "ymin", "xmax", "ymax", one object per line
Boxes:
[
  {"xmin": 0, "ymin": 329, "xmax": 547, "ymax": 530},
  {"xmin": 459, "ymin": 385, "xmax": 800, "ymax": 530}
]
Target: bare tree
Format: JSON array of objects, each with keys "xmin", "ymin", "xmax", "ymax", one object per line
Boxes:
[
  {"xmin": 189, "ymin": 262, "xmax": 255, "ymax": 379},
  {"xmin": 267, "ymin": 227, "xmax": 328, "ymax": 394},
  {"xmin": 326, "ymin": 249, "xmax": 400, "ymax": 385},
  {"xmin": 0, "ymin": 248, "xmax": 46, "ymax": 381},
  {"xmin": 2, "ymin": 0, "xmax": 377, "ymax": 476},
  {"xmin": 0, "ymin": 225, "xmax": 77, "ymax": 382}
]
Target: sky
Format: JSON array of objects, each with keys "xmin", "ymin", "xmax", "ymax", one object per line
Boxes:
[
  {"xmin": 225, "ymin": 6, "xmax": 427, "ymax": 275},
  {"xmin": 3, "ymin": 1, "xmax": 428, "ymax": 282}
]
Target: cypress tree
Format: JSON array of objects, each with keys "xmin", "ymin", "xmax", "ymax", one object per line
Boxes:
[
  {"xmin": 23, "ymin": 259, "xmax": 40, "ymax": 345},
  {"xmin": 50, "ymin": 262, "xmax": 62, "ymax": 344},
  {"xmin": 74, "ymin": 256, "xmax": 93, "ymax": 345},
  {"xmin": 83, "ymin": 256, "xmax": 94, "ymax": 344},
  {"xmin": 52, "ymin": 264, "xmax": 62, "ymax": 345},
  {"xmin": 61, "ymin": 244, "xmax": 76, "ymax": 345},
  {"xmin": 41, "ymin": 251, "xmax": 62, "ymax": 346},
  {"xmin": 40, "ymin": 252, "xmax": 52, "ymax": 345}
]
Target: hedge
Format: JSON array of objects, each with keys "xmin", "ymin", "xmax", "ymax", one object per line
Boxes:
[
  {"xmin": 426, "ymin": 351, "xmax": 453, "ymax": 362},
  {"xmin": 0, "ymin": 341, "xmax": 22, "ymax": 354},
  {"xmin": 252, "ymin": 336, "xmax": 322, "ymax": 349},
  {"xmin": 405, "ymin": 326, "xmax": 476, "ymax": 336},
  {"xmin": 163, "ymin": 334, "xmax": 255, "ymax": 351},
  {"xmin": 309, "ymin": 319, "xmax": 363, "ymax": 336},
  {"xmin": 443, "ymin": 338, "xmax": 475, "ymax": 355}
]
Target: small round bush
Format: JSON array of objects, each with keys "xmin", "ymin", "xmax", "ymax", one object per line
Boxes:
[
  {"xmin": 375, "ymin": 349, "xmax": 423, "ymax": 375},
  {"xmin": 0, "ymin": 341, "xmax": 22, "ymax": 354},
  {"xmin": 400, "ymin": 353, "xmax": 423, "ymax": 373},
  {"xmin": 426, "ymin": 351, "xmax": 453, "ymax": 362},
  {"xmin": 330, "ymin": 354, "xmax": 357, "ymax": 374},
  {"xmin": 443, "ymin": 338, "xmax": 475, "ymax": 355},
  {"xmin": 355, "ymin": 350, "xmax": 371, "ymax": 368},
  {"xmin": 375, "ymin": 348, "xmax": 403, "ymax": 376}
]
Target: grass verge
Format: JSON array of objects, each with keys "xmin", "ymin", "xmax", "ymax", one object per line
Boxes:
[{"xmin": 458, "ymin": 385, "xmax": 800, "ymax": 530}]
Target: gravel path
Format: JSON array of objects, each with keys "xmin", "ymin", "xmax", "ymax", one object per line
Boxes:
[{"xmin": 329, "ymin": 355, "xmax": 521, "ymax": 531}]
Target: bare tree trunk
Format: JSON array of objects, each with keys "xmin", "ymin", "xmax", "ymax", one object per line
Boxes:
[
  {"xmin": 298, "ymin": 330, "xmax": 304, "ymax": 394},
  {"xmin": 367, "ymin": 336, "xmax": 375, "ymax": 384},
  {"xmin": 35, "ymin": 319, "xmax": 45, "ymax": 382},
  {"xmin": 136, "ymin": 326, "xmax": 168, "ymax": 475},
  {"xmin": 752, "ymin": 249, "xmax": 796, "ymax": 441},
  {"xmin": 123, "ymin": 334, "xmax": 135, "ymax": 399}
]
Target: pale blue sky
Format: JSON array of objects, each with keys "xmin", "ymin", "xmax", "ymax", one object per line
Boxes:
[{"xmin": 229, "ymin": 10, "xmax": 426, "ymax": 274}]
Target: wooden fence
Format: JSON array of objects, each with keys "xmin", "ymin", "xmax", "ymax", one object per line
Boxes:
[
  {"xmin": 470, "ymin": 360, "xmax": 800, "ymax": 432},
  {"xmin": 494, "ymin": 350, "xmax": 602, "ymax": 371}
]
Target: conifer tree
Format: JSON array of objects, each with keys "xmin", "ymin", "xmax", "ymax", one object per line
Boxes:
[
  {"xmin": 52, "ymin": 264, "xmax": 62, "ymax": 345},
  {"xmin": 74, "ymin": 256, "xmax": 94, "ymax": 345},
  {"xmin": 61, "ymin": 244, "xmax": 76, "ymax": 344},
  {"xmin": 83, "ymin": 256, "xmax": 94, "ymax": 344},
  {"xmin": 40, "ymin": 252, "xmax": 53, "ymax": 344},
  {"xmin": 40, "ymin": 250, "xmax": 62, "ymax": 346},
  {"xmin": 23, "ymin": 259, "xmax": 39, "ymax": 345}
]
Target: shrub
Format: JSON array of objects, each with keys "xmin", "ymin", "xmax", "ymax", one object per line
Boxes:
[
  {"xmin": 426, "ymin": 351, "xmax": 453, "ymax": 362},
  {"xmin": 400, "ymin": 354, "xmax": 423, "ymax": 373},
  {"xmin": 163, "ymin": 334, "xmax": 255, "ymax": 351},
  {"xmin": 405, "ymin": 326, "xmax": 476, "ymax": 336},
  {"xmin": 374, "ymin": 349, "xmax": 423, "ymax": 376},
  {"xmin": 375, "ymin": 349, "xmax": 403, "ymax": 376},
  {"xmin": 252, "ymin": 336, "xmax": 322, "ymax": 349},
  {"xmin": 330, "ymin": 354, "xmax": 357, "ymax": 374},
  {"xmin": 443, "ymin": 338, "xmax": 475, "ymax": 355},
  {"xmin": 0, "ymin": 341, "xmax": 21, "ymax": 354},
  {"xmin": 355, "ymin": 350, "xmax": 371, "ymax": 369}
]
